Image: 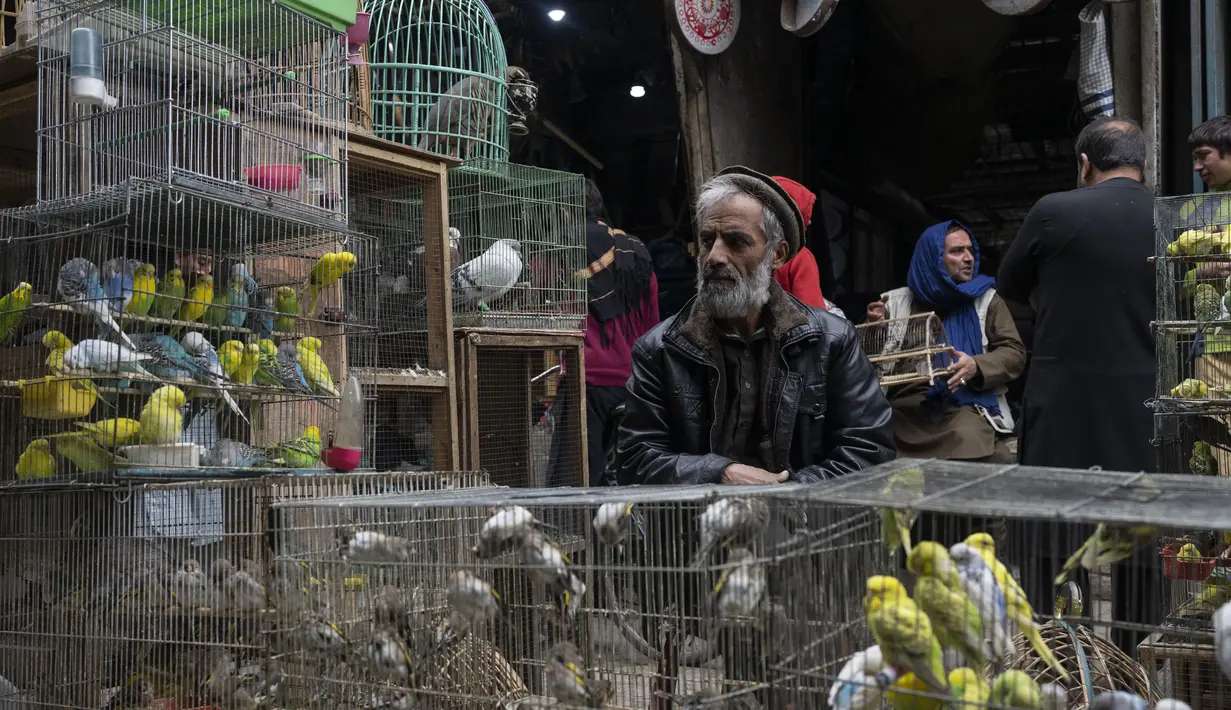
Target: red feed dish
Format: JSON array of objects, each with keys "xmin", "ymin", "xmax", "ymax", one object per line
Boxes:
[{"xmin": 244, "ymin": 164, "xmax": 302, "ymax": 191}]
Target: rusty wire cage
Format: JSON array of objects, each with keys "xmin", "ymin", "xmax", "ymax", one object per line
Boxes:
[
  {"xmin": 36, "ymin": 0, "xmax": 349, "ymax": 216},
  {"xmin": 342, "ymin": 134, "xmax": 459, "ymax": 472},
  {"xmin": 0, "ymin": 470, "xmax": 491, "ymax": 710},
  {"xmin": 267, "ymin": 483, "xmax": 864, "ymax": 709},
  {"xmin": 455, "ymin": 330, "xmax": 584, "ymax": 488},
  {"xmin": 791, "ymin": 459, "xmax": 1231, "ymax": 710},
  {"xmin": 446, "ymin": 159, "xmax": 586, "ymax": 332},
  {"xmin": 855, "ymin": 311, "xmax": 953, "ymax": 388},
  {"xmin": 0, "ymin": 180, "xmax": 374, "ymax": 480}
]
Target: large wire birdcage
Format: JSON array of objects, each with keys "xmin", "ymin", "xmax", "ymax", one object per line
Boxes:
[
  {"xmin": 268, "ymin": 483, "xmax": 860, "ymax": 709},
  {"xmin": 446, "ymin": 159, "xmax": 586, "ymax": 332},
  {"xmin": 36, "ymin": 0, "xmax": 349, "ymax": 216},
  {"xmin": 0, "ymin": 180, "xmax": 375, "ymax": 479},
  {"xmin": 1153, "ymin": 193, "xmax": 1231, "ymax": 476},
  {"xmin": 0, "ymin": 470, "xmax": 490, "ymax": 709},
  {"xmin": 790, "ymin": 459, "xmax": 1228, "ymax": 710},
  {"xmin": 366, "ymin": 0, "xmax": 518, "ymax": 162},
  {"xmin": 856, "ymin": 311, "xmax": 954, "ymax": 388}
]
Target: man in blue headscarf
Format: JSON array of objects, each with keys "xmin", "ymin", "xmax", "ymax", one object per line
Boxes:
[{"xmin": 865, "ymin": 220, "xmax": 1026, "ymax": 462}]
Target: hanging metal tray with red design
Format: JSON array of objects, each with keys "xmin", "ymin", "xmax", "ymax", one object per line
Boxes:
[{"xmin": 672, "ymin": 0, "xmax": 740, "ymax": 55}]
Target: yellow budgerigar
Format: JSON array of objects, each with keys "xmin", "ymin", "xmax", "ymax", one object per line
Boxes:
[
  {"xmin": 75, "ymin": 418, "xmax": 141, "ymax": 447},
  {"xmin": 908, "ymin": 542, "xmax": 988, "ymax": 671},
  {"xmin": 297, "ymin": 336, "xmax": 339, "ymax": 396},
  {"xmin": 219, "ymin": 340, "xmax": 244, "ymax": 378},
  {"xmin": 949, "ymin": 667, "xmax": 990, "ymax": 710},
  {"xmin": 126, "ymin": 263, "xmax": 158, "ymax": 317},
  {"xmin": 880, "ymin": 466, "xmax": 924, "ymax": 559},
  {"xmin": 234, "ymin": 343, "xmax": 261, "ymax": 386},
  {"xmin": 1054, "ymin": 523, "xmax": 1159, "ymax": 585},
  {"xmin": 42, "ymin": 330, "xmax": 100, "ymax": 399},
  {"xmin": 172, "ymin": 274, "xmax": 214, "ymax": 334},
  {"xmin": 139, "ymin": 385, "xmax": 188, "ymax": 445},
  {"xmin": 0, "ymin": 281, "xmax": 32, "ymax": 343},
  {"xmin": 864, "ymin": 575, "xmax": 949, "ymax": 694},
  {"xmin": 16, "ymin": 439, "xmax": 55, "ymax": 480},
  {"xmin": 886, "ymin": 673, "xmax": 945, "ymax": 710},
  {"xmin": 56, "ymin": 433, "xmax": 129, "ymax": 473},
  {"xmin": 305, "ymin": 251, "xmax": 357, "ymax": 316},
  {"xmin": 1171, "ymin": 378, "xmax": 1210, "ymax": 398},
  {"xmin": 964, "ymin": 533, "xmax": 1071, "ymax": 682},
  {"xmin": 989, "ymin": 670, "xmax": 1042, "ymax": 710}
]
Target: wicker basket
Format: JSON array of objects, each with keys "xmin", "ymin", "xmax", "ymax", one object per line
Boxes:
[
  {"xmin": 1007, "ymin": 582, "xmax": 1159, "ymax": 708},
  {"xmin": 419, "ymin": 633, "xmax": 529, "ymax": 709}
]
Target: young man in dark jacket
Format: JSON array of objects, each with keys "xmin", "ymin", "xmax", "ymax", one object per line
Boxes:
[{"xmin": 612, "ymin": 166, "xmax": 895, "ymax": 485}]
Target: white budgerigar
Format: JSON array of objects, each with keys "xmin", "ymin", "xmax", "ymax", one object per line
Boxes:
[
  {"xmin": 829, "ymin": 645, "xmax": 894, "ymax": 710},
  {"xmin": 180, "ymin": 331, "xmax": 247, "ymax": 422},
  {"xmin": 948, "ymin": 541, "xmax": 1014, "ymax": 668},
  {"xmin": 63, "ymin": 339, "xmax": 155, "ymax": 378},
  {"xmin": 1215, "ymin": 600, "xmax": 1231, "ymax": 682},
  {"xmin": 449, "ymin": 238, "xmax": 523, "ymax": 310}
]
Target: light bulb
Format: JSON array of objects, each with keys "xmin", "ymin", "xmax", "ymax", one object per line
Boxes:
[
  {"xmin": 629, "ymin": 85, "xmax": 646, "ymax": 98},
  {"xmin": 548, "ymin": 9, "xmax": 565, "ymax": 21}
]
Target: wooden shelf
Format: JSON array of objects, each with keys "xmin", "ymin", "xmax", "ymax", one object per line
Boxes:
[
  {"xmin": 0, "ymin": 375, "xmax": 338, "ymax": 402},
  {"xmin": 36, "ymin": 302, "xmax": 309, "ymax": 340},
  {"xmin": 350, "ymin": 366, "xmax": 448, "ymax": 389}
]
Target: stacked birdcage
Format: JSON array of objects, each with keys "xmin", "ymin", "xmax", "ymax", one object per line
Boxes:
[
  {"xmin": 1153, "ymin": 193, "xmax": 1231, "ymax": 477},
  {"xmin": 36, "ymin": 0, "xmax": 350, "ymax": 216},
  {"xmin": 267, "ymin": 483, "xmax": 865, "ymax": 709},
  {"xmin": 0, "ymin": 469, "xmax": 490, "ymax": 710}
]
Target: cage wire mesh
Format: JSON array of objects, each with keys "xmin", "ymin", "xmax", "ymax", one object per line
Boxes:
[
  {"xmin": 456, "ymin": 334, "xmax": 583, "ymax": 487},
  {"xmin": 855, "ymin": 311, "xmax": 954, "ymax": 388},
  {"xmin": 366, "ymin": 0, "xmax": 511, "ymax": 162},
  {"xmin": 0, "ymin": 179, "xmax": 375, "ymax": 479},
  {"xmin": 0, "ymin": 470, "xmax": 491, "ymax": 710},
  {"xmin": 36, "ymin": 0, "xmax": 348, "ymax": 215},
  {"xmin": 1154, "ymin": 193, "xmax": 1231, "ymax": 476},
  {"xmin": 790, "ymin": 459, "xmax": 1231, "ymax": 710},
  {"xmin": 446, "ymin": 159, "xmax": 586, "ymax": 331},
  {"xmin": 268, "ymin": 483, "xmax": 867, "ymax": 709}
]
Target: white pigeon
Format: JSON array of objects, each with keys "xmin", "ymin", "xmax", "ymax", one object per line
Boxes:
[
  {"xmin": 449, "ymin": 238, "xmax": 522, "ymax": 309},
  {"xmin": 63, "ymin": 339, "xmax": 155, "ymax": 378}
]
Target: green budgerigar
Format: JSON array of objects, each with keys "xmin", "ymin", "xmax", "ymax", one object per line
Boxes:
[
  {"xmin": 55, "ymin": 432, "xmax": 129, "ymax": 473},
  {"xmin": 1054, "ymin": 522, "xmax": 1160, "ymax": 585},
  {"xmin": 1196, "ymin": 283, "xmax": 1222, "ymax": 323},
  {"xmin": 989, "ymin": 670, "xmax": 1042, "ymax": 710},
  {"xmin": 274, "ymin": 285, "xmax": 298, "ymax": 333},
  {"xmin": 152, "ymin": 269, "xmax": 186, "ymax": 321},
  {"xmin": 1192, "ymin": 441, "xmax": 1219, "ymax": 476},
  {"xmin": 949, "ymin": 667, "xmax": 990, "ymax": 710},
  {"xmin": 864, "ymin": 575, "xmax": 949, "ymax": 694},
  {"xmin": 907, "ymin": 542, "xmax": 988, "ymax": 671},
  {"xmin": 274, "ymin": 425, "xmax": 322, "ymax": 469},
  {"xmin": 880, "ymin": 466, "xmax": 924, "ymax": 559},
  {"xmin": 0, "ymin": 281, "xmax": 32, "ymax": 343}
]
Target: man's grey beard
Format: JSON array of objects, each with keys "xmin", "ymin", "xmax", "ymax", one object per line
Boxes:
[{"xmin": 696, "ymin": 249, "xmax": 774, "ymax": 320}]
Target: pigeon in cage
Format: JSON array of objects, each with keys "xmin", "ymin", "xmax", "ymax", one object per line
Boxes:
[
  {"xmin": 545, "ymin": 641, "xmax": 614, "ymax": 709},
  {"xmin": 427, "ymin": 238, "xmax": 523, "ymax": 313},
  {"xmin": 473, "ymin": 505, "xmax": 558, "ymax": 558},
  {"xmin": 416, "ymin": 66, "xmax": 532, "ymax": 160},
  {"xmin": 690, "ymin": 498, "xmax": 771, "ymax": 568},
  {"xmin": 58, "ymin": 257, "xmax": 137, "ymax": 348}
]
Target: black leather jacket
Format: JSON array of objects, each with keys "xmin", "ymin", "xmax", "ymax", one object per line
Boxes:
[{"xmin": 613, "ymin": 285, "xmax": 895, "ymax": 485}]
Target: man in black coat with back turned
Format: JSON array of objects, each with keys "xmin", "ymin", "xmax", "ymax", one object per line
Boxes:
[{"xmin": 997, "ymin": 117, "xmax": 1159, "ymax": 653}]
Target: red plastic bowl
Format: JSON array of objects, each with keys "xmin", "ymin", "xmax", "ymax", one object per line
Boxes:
[
  {"xmin": 322, "ymin": 446, "xmax": 361, "ymax": 472},
  {"xmin": 1162, "ymin": 543, "xmax": 1216, "ymax": 581},
  {"xmin": 244, "ymin": 164, "xmax": 302, "ymax": 191}
]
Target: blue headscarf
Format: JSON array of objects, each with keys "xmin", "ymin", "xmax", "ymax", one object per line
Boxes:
[{"xmin": 906, "ymin": 220, "xmax": 1000, "ymax": 414}]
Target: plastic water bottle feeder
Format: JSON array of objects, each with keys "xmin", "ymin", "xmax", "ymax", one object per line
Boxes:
[
  {"xmin": 69, "ymin": 27, "xmax": 118, "ymax": 109},
  {"xmin": 344, "ymin": 13, "xmax": 371, "ymax": 66},
  {"xmin": 321, "ymin": 374, "xmax": 364, "ymax": 471}
]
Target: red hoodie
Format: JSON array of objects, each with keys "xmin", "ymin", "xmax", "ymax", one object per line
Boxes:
[{"xmin": 771, "ymin": 176, "xmax": 825, "ymax": 307}]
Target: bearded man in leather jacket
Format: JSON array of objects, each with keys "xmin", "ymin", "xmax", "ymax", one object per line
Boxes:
[{"xmin": 612, "ymin": 166, "xmax": 895, "ymax": 485}]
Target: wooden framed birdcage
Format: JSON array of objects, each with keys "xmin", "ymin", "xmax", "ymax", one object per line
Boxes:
[
  {"xmin": 855, "ymin": 311, "xmax": 954, "ymax": 388},
  {"xmin": 36, "ymin": 0, "xmax": 349, "ymax": 216},
  {"xmin": 365, "ymin": 0, "xmax": 511, "ymax": 162},
  {"xmin": 344, "ymin": 131, "xmax": 460, "ymax": 471},
  {"xmin": 454, "ymin": 329, "xmax": 586, "ymax": 488}
]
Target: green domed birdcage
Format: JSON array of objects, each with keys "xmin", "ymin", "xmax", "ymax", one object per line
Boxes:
[{"xmin": 367, "ymin": 0, "xmax": 511, "ymax": 162}]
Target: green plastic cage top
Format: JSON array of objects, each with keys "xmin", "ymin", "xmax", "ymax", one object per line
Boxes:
[{"xmin": 367, "ymin": 0, "xmax": 510, "ymax": 162}]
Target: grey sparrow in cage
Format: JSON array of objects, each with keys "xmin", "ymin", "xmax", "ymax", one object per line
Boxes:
[
  {"xmin": 711, "ymin": 547, "xmax": 766, "ymax": 620},
  {"xmin": 292, "ymin": 611, "xmax": 349, "ymax": 656},
  {"xmin": 446, "ymin": 570, "xmax": 507, "ymax": 624},
  {"xmin": 472, "ymin": 504, "xmax": 558, "ymax": 558},
  {"xmin": 545, "ymin": 641, "xmax": 613, "ymax": 708},
  {"xmin": 212, "ymin": 558, "xmax": 266, "ymax": 611},
  {"xmin": 520, "ymin": 530, "xmax": 586, "ymax": 628},
  {"xmin": 690, "ymin": 497, "xmax": 770, "ymax": 568},
  {"xmin": 356, "ymin": 626, "xmax": 418, "ymax": 684},
  {"xmin": 169, "ymin": 558, "xmax": 214, "ymax": 610},
  {"xmin": 592, "ymin": 502, "xmax": 645, "ymax": 555},
  {"xmin": 339, "ymin": 528, "xmax": 416, "ymax": 563}
]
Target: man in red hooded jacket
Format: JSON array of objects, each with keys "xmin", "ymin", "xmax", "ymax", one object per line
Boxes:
[{"xmin": 771, "ymin": 176, "xmax": 826, "ymax": 307}]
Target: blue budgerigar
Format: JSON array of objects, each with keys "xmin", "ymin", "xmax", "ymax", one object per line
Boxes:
[
  {"xmin": 222, "ymin": 272, "xmax": 250, "ymax": 328},
  {"xmin": 128, "ymin": 333, "xmax": 209, "ymax": 381},
  {"xmin": 101, "ymin": 257, "xmax": 140, "ymax": 314},
  {"xmin": 58, "ymin": 258, "xmax": 137, "ymax": 349},
  {"xmin": 232, "ymin": 263, "xmax": 258, "ymax": 297},
  {"xmin": 253, "ymin": 290, "xmax": 275, "ymax": 342},
  {"xmin": 180, "ymin": 331, "xmax": 247, "ymax": 422},
  {"xmin": 203, "ymin": 438, "xmax": 285, "ymax": 468}
]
